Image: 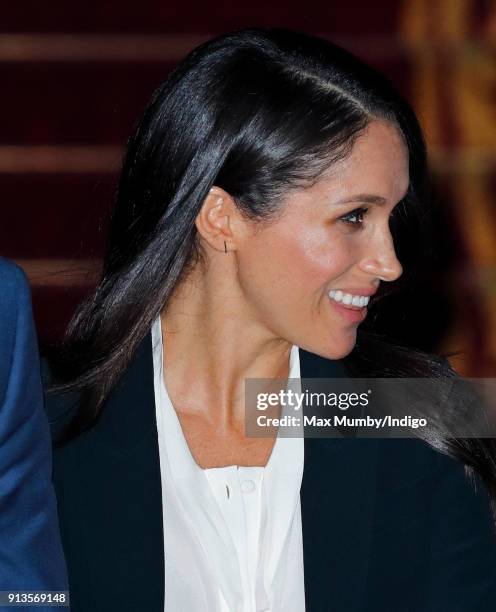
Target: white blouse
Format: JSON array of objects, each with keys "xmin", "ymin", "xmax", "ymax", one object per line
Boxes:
[{"xmin": 151, "ymin": 316, "xmax": 306, "ymax": 612}]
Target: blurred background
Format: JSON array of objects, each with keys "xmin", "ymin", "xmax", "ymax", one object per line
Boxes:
[{"xmin": 1, "ymin": 0, "xmax": 495, "ymax": 375}]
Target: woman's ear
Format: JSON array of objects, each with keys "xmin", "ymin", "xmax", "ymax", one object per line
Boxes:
[{"xmin": 194, "ymin": 186, "xmax": 238, "ymax": 253}]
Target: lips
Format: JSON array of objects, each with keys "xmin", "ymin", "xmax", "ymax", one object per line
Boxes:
[{"xmin": 328, "ymin": 295, "xmax": 368, "ymax": 323}]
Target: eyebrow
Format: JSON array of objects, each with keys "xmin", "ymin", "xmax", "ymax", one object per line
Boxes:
[{"xmin": 335, "ymin": 194, "xmax": 388, "ymax": 206}]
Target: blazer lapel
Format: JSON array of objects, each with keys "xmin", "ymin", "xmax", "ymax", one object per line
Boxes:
[
  {"xmin": 89, "ymin": 332, "xmax": 165, "ymax": 610},
  {"xmin": 299, "ymin": 348, "xmax": 379, "ymax": 611}
]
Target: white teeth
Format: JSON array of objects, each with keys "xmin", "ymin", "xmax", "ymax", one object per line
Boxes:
[{"xmin": 328, "ymin": 290, "xmax": 370, "ymax": 308}]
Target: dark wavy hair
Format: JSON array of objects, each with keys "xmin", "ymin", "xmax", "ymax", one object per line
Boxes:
[{"xmin": 47, "ymin": 27, "xmax": 496, "ymax": 516}]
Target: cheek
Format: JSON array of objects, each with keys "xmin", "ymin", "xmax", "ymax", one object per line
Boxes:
[
  {"xmin": 291, "ymin": 228, "xmax": 354, "ymax": 289},
  {"xmin": 236, "ymin": 222, "xmax": 362, "ymax": 358},
  {"xmin": 237, "ymin": 224, "xmax": 352, "ymax": 309}
]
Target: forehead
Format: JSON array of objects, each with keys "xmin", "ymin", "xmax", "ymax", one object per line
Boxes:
[{"xmin": 312, "ymin": 120, "xmax": 410, "ymax": 203}]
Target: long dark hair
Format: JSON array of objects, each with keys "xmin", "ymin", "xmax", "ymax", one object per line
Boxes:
[{"xmin": 47, "ymin": 27, "xmax": 496, "ymax": 515}]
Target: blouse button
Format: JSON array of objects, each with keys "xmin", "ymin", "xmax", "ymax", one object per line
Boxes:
[{"xmin": 240, "ymin": 479, "xmax": 256, "ymax": 493}]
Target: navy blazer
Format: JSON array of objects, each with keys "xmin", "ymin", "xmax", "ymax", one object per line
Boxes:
[
  {"xmin": 45, "ymin": 332, "xmax": 496, "ymax": 611},
  {"xmin": 0, "ymin": 258, "xmax": 68, "ymax": 601}
]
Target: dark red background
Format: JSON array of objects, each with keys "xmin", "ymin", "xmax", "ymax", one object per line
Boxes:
[{"xmin": 2, "ymin": 1, "xmax": 495, "ymax": 374}]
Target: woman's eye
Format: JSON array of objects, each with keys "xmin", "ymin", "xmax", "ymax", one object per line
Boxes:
[{"xmin": 339, "ymin": 207, "xmax": 368, "ymax": 227}]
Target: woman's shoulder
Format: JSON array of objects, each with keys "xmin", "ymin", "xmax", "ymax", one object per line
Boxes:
[{"xmin": 40, "ymin": 332, "xmax": 156, "ymax": 448}]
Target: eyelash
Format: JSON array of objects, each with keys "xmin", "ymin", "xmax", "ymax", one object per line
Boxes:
[{"xmin": 339, "ymin": 207, "xmax": 368, "ymax": 228}]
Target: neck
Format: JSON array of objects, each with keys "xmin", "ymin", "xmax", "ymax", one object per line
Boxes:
[{"xmin": 159, "ymin": 268, "xmax": 292, "ymax": 431}]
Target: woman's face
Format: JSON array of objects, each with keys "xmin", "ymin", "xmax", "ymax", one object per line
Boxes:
[{"xmin": 236, "ymin": 119, "xmax": 409, "ymax": 359}]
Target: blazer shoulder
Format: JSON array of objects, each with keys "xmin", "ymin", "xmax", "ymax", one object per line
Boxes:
[
  {"xmin": 0, "ymin": 257, "xmax": 30, "ymax": 301},
  {"xmin": 0, "ymin": 259, "xmax": 36, "ymax": 403},
  {"xmin": 0, "ymin": 258, "xmax": 32, "ymax": 324}
]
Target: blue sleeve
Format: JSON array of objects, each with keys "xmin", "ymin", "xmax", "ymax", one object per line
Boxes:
[{"xmin": 0, "ymin": 259, "xmax": 69, "ymax": 607}]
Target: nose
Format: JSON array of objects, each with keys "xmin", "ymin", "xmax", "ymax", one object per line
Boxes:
[{"xmin": 358, "ymin": 229, "xmax": 403, "ymax": 282}]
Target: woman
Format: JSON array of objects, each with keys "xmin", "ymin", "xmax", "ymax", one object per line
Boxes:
[{"xmin": 45, "ymin": 28, "xmax": 496, "ymax": 611}]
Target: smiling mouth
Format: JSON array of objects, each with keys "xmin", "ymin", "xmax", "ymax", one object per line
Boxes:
[{"xmin": 328, "ymin": 290, "xmax": 370, "ymax": 309}]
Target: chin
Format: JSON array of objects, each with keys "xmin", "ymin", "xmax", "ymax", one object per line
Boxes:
[
  {"xmin": 328, "ymin": 328, "xmax": 358, "ymax": 358},
  {"xmin": 304, "ymin": 332, "xmax": 357, "ymax": 361},
  {"xmin": 325, "ymin": 345, "xmax": 355, "ymax": 361}
]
